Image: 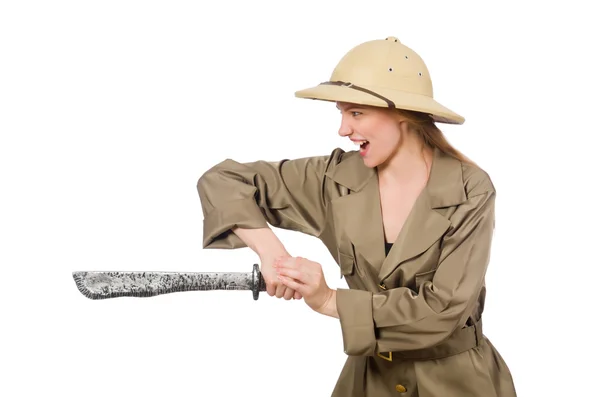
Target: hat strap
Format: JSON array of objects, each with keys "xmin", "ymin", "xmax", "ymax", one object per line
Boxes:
[{"xmin": 320, "ymin": 81, "xmax": 395, "ymax": 108}]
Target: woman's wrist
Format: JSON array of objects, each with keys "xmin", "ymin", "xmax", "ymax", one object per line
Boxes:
[{"xmin": 316, "ymin": 289, "xmax": 339, "ymax": 318}]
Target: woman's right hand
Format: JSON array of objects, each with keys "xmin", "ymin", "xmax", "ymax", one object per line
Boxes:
[{"xmin": 260, "ymin": 253, "xmax": 302, "ymax": 301}]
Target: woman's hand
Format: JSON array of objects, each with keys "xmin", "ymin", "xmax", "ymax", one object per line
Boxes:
[
  {"xmin": 260, "ymin": 253, "xmax": 302, "ymax": 301},
  {"xmin": 273, "ymin": 257, "xmax": 337, "ymax": 317},
  {"xmin": 230, "ymin": 226, "xmax": 301, "ymax": 301}
]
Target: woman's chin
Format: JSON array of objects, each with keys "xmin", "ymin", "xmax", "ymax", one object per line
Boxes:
[{"xmin": 361, "ymin": 157, "xmax": 379, "ymax": 169}]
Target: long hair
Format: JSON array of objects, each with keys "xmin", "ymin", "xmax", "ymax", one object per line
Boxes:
[{"xmin": 396, "ymin": 109, "xmax": 477, "ymax": 167}]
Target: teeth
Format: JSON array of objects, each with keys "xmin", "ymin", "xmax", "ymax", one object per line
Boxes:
[{"xmin": 353, "ymin": 140, "xmax": 368, "ymax": 146}]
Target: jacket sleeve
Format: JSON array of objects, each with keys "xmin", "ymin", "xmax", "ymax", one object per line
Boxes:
[
  {"xmin": 336, "ymin": 184, "xmax": 496, "ymax": 355},
  {"xmin": 196, "ymin": 148, "xmax": 343, "ymax": 249}
]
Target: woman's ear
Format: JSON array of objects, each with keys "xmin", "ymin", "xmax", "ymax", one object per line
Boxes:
[
  {"xmin": 393, "ymin": 110, "xmax": 409, "ymax": 124},
  {"xmin": 397, "ymin": 118, "xmax": 410, "ymax": 132}
]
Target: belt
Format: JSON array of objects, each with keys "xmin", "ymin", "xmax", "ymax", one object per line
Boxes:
[{"xmin": 376, "ymin": 317, "xmax": 483, "ymax": 362}]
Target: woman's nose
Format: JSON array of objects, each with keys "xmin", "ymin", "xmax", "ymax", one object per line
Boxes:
[{"xmin": 338, "ymin": 120, "xmax": 352, "ymax": 137}]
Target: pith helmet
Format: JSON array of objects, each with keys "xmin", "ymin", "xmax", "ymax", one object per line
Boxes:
[{"xmin": 295, "ymin": 36, "xmax": 464, "ymax": 124}]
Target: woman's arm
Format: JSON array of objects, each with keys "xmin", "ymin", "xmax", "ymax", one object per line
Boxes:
[{"xmin": 197, "ymin": 148, "xmax": 344, "ymax": 300}]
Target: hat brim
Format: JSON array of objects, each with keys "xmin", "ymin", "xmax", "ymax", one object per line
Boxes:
[{"xmin": 295, "ymin": 83, "xmax": 464, "ymax": 125}]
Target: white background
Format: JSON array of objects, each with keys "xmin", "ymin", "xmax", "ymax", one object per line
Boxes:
[{"xmin": 1, "ymin": 1, "xmax": 599, "ymax": 396}]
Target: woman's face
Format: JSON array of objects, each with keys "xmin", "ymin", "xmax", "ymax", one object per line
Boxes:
[{"xmin": 336, "ymin": 101, "xmax": 404, "ymax": 168}]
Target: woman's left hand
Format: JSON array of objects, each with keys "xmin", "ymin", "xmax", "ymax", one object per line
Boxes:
[{"xmin": 273, "ymin": 256, "xmax": 336, "ymax": 316}]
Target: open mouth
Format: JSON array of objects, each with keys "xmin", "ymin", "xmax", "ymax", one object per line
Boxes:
[{"xmin": 355, "ymin": 140, "xmax": 370, "ymax": 154}]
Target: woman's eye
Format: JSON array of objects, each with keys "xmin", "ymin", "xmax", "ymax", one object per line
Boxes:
[{"xmin": 351, "ymin": 111, "xmax": 361, "ymax": 116}]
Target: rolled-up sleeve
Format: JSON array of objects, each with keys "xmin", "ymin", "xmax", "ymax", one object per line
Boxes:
[
  {"xmin": 337, "ymin": 188, "xmax": 496, "ymax": 355},
  {"xmin": 336, "ymin": 289, "xmax": 377, "ymax": 355},
  {"xmin": 197, "ymin": 149, "xmax": 344, "ymax": 249}
]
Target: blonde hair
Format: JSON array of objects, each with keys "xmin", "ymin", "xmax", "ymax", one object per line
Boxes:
[{"xmin": 396, "ymin": 109, "xmax": 477, "ymax": 167}]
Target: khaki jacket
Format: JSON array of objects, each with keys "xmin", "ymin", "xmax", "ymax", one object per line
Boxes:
[{"xmin": 197, "ymin": 146, "xmax": 517, "ymax": 396}]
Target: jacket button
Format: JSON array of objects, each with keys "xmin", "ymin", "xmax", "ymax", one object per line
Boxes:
[{"xmin": 395, "ymin": 384, "xmax": 407, "ymax": 393}]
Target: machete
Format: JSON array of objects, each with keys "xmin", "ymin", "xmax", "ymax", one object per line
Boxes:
[{"xmin": 73, "ymin": 264, "xmax": 267, "ymax": 301}]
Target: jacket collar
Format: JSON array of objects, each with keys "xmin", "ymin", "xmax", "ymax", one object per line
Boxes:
[{"xmin": 325, "ymin": 146, "xmax": 468, "ymax": 280}]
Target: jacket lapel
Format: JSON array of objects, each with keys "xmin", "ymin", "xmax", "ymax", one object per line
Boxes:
[
  {"xmin": 325, "ymin": 152, "xmax": 385, "ymax": 268},
  {"xmin": 378, "ymin": 188, "xmax": 450, "ymax": 280},
  {"xmin": 326, "ymin": 147, "xmax": 468, "ymax": 281},
  {"xmin": 328, "ymin": 168, "xmax": 386, "ymax": 269}
]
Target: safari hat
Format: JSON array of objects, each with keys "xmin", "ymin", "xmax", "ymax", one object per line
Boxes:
[{"xmin": 295, "ymin": 36, "xmax": 464, "ymax": 124}]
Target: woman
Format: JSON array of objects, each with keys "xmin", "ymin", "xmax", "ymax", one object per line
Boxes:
[{"xmin": 197, "ymin": 36, "xmax": 517, "ymax": 396}]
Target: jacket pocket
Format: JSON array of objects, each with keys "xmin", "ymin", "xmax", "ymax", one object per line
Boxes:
[{"xmin": 338, "ymin": 251, "xmax": 355, "ymax": 276}]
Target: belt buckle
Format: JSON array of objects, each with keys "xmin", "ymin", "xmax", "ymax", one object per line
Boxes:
[{"xmin": 377, "ymin": 351, "xmax": 393, "ymax": 361}]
